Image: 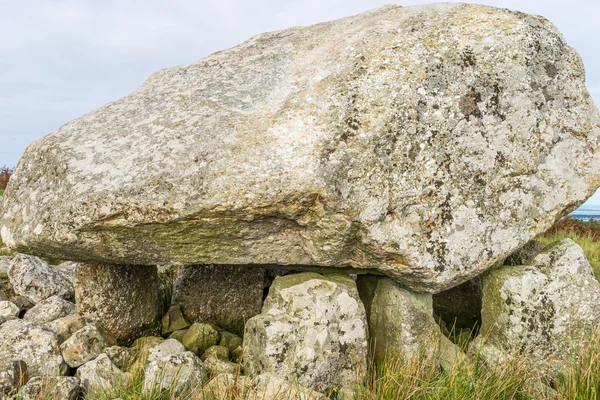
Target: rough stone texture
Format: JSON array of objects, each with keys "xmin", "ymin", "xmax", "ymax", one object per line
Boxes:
[
  {"xmin": 143, "ymin": 351, "xmax": 206, "ymax": 395},
  {"xmin": 252, "ymin": 373, "xmax": 328, "ymax": 400},
  {"xmin": 76, "ymin": 353, "xmax": 124, "ymax": 392},
  {"xmin": 0, "ymin": 360, "xmax": 27, "ymax": 395},
  {"xmin": 3, "ymin": 4, "xmax": 600, "ymax": 293},
  {"xmin": 470, "ymin": 238, "xmax": 600, "ymax": 369},
  {"xmin": 54, "ymin": 261, "xmax": 79, "ymax": 282},
  {"xmin": 218, "ymin": 331, "xmax": 243, "ymax": 354},
  {"xmin": 60, "ymin": 324, "xmax": 116, "ymax": 368},
  {"xmin": 0, "ymin": 319, "xmax": 67, "ymax": 377},
  {"xmin": 366, "ymin": 277, "xmax": 452, "ymax": 365},
  {"xmin": 203, "ymin": 357, "xmax": 239, "ymax": 376},
  {"xmin": 42, "ymin": 314, "xmax": 87, "ymax": 344},
  {"xmin": 161, "ymin": 304, "xmax": 189, "ymax": 335},
  {"xmin": 19, "ymin": 376, "xmax": 80, "ymax": 400},
  {"xmin": 0, "ymin": 257, "xmax": 11, "ymax": 274},
  {"xmin": 201, "ymin": 345, "xmax": 229, "ymax": 361},
  {"xmin": 73, "ymin": 263, "xmax": 160, "ymax": 345},
  {"xmin": 503, "ymin": 240, "xmax": 547, "ymax": 266},
  {"xmin": 104, "ymin": 346, "xmax": 135, "ymax": 371},
  {"xmin": 181, "ymin": 323, "xmax": 220, "ymax": 356},
  {"xmin": 432, "ymin": 277, "xmax": 482, "ymax": 330},
  {"xmin": 172, "ymin": 264, "xmax": 263, "ymax": 335},
  {"xmin": 146, "ymin": 339, "xmax": 186, "ymax": 365},
  {"xmin": 244, "ymin": 272, "xmax": 368, "ymax": 393},
  {"xmin": 0, "ymin": 301, "xmax": 19, "ymax": 318},
  {"xmin": 23, "ymin": 295, "xmax": 75, "ymax": 324},
  {"xmin": 8, "ymin": 254, "xmax": 73, "ymax": 303}
]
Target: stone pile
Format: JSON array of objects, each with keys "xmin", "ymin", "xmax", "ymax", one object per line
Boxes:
[{"xmin": 1, "ymin": 2, "xmax": 600, "ymax": 399}]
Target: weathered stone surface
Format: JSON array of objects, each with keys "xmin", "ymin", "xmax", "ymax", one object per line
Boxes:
[
  {"xmin": 146, "ymin": 339, "xmax": 186, "ymax": 365},
  {"xmin": 161, "ymin": 304, "xmax": 189, "ymax": 335},
  {"xmin": 104, "ymin": 346, "xmax": 135, "ymax": 371},
  {"xmin": 470, "ymin": 238, "xmax": 600, "ymax": 369},
  {"xmin": 19, "ymin": 376, "xmax": 80, "ymax": 400},
  {"xmin": 432, "ymin": 278, "xmax": 482, "ymax": 330},
  {"xmin": 0, "ymin": 301, "xmax": 19, "ymax": 318},
  {"xmin": 503, "ymin": 240, "xmax": 547, "ymax": 266},
  {"xmin": 76, "ymin": 353, "xmax": 124, "ymax": 392},
  {"xmin": 74, "ymin": 263, "xmax": 160, "ymax": 345},
  {"xmin": 252, "ymin": 373, "xmax": 328, "ymax": 400},
  {"xmin": 364, "ymin": 277, "xmax": 455, "ymax": 365},
  {"xmin": 202, "ymin": 374, "xmax": 251, "ymax": 398},
  {"xmin": 0, "ymin": 257, "xmax": 11, "ymax": 274},
  {"xmin": 42, "ymin": 314, "xmax": 87, "ymax": 344},
  {"xmin": 3, "ymin": 4, "xmax": 599, "ymax": 293},
  {"xmin": 201, "ymin": 345, "xmax": 229, "ymax": 361},
  {"xmin": 172, "ymin": 264, "xmax": 263, "ymax": 336},
  {"xmin": 0, "ymin": 360, "xmax": 27, "ymax": 395},
  {"xmin": 218, "ymin": 331, "xmax": 243, "ymax": 354},
  {"xmin": 60, "ymin": 324, "xmax": 116, "ymax": 368},
  {"xmin": 54, "ymin": 261, "xmax": 79, "ymax": 282},
  {"xmin": 203, "ymin": 357, "xmax": 239, "ymax": 376},
  {"xmin": 23, "ymin": 295, "xmax": 75, "ymax": 324},
  {"xmin": 181, "ymin": 322, "xmax": 220, "ymax": 356},
  {"xmin": 143, "ymin": 351, "xmax": 206, "ymax": 395},
  {"xmin": 0, "ymin": 319, "xmax": 67, "ymax": 377},
  {"xmin": 9, "ymin": 254, "xmax": 73, "ymax": 303},
  {"xmin": 244, "ymin": 272, "xmax": 368, "ymax": 393}
]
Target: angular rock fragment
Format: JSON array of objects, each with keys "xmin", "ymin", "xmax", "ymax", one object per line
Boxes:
[
  {"xmin": 244, "ymin": 273, "xmax": 368, "ymax": 393},
  {"xmin": 42, "ymin": 314, "xmax": 87, "ymax": 344},
  {"xmin": 201, "ymin": 345, "xmax": 229, "ymax": 361},
  {"xmin": 0, "ymin": 301, "xmax": 19, "ymax": 318},
  {"xmin": 161, "ymin": 304, "xmax": 189, "ymax": 335},
  {"xmin": 76, "ymin": 353, "xmax": 124, "ymax": 392},
  {"xmin": 3, "ymin": 4, "xmax": 599, "ymax": 293},
  {"xmin": 19, "ymin": 376, "xmax": 80, "ymax": 400},
  {"xmin": 0, "ymin": 319, "xmax": 67, "ymax": 377},
  {"xmin": 181, "ymin": 322, "xmax": 220, "ymax": 356},
  {"xmin": 74, "ymin": 263, "xmax": 160, "ymax": 345},
  {"xmin": 172, "ymin": 264, "xmax": 264, "ymax": 336},
  {"xmin": 470, "ymin": 239, "xmax": 600, "ymax": 371},
  {"xmin": 0, "ymin": 360, "xmax": 27, "ymax": 395},
  {"xmin": 61, "ymin": 324, "xmax": 116, "ymax": 368},
  {"xmin": 23, "ymin": 295, "xmax": 75, "ymax": 325},
  {"xmin": 9, "ymin": 254, "xmax": 73, "ymax": 303},
  {"xmin": 146, "ymin": 339, "xmax": 186, "ymax": 365},
  {"xmin": 143, "ymin": 351, "xmax": 206, "ymax": 395}
]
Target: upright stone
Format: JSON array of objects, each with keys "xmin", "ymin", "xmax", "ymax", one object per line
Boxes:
[
  {"xmin": 171, "ymin": 264, "xmax": 263, "ymax": 336},
  {"xmin": 244, "ymin": 272, "xmax": 368, "ymax": 393},
  {"xmin": 73, "ymin": 264, "xmax": 160, "ymax": 345}
]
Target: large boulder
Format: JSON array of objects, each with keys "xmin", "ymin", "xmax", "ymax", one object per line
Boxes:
[
  {"xmin": 60, "ymin": 324, "xmax": 116, "ymax": 368},
  {"xmin": 8, "ymin": 254, "xmax": 73, "ymax": 303},
  {"xmin": 143, "ymin": 351, "xmax": 206, "ymax": 395},
  {"xmin": 0, "ymin": 319, "xmax": 68, "ymax": 377},
  {"xmin": 73, "ymin": 263, "xmax": 160, "ymax": 345},
  {"xmin": 75, "ymin": 353, "xmax": 125, "ymax": 393},
  {"xmin": 2, "ymin": 4, "xmax": 600, "ymax": 292},
  {"xmin": 470, "ymin": 239, "xmax": 600, "ymax": 370},
  {"xmin": 244, "ymin": 272, "xmax": 368, "ymax": 393},
  {"xmin": 171, "ymin": 264, "xmax": 264, "ymax": 335}
]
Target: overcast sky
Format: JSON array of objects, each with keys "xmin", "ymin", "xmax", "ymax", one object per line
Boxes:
[{"xmin": 1, "ymin": 0, "xmax": 599, "ymax": 205}]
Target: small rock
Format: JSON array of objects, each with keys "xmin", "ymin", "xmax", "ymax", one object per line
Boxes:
[
  {"xmin": 218, "ymin": 331, "xmax": 243, "ymax": 354},
  {"xmin": 76, "ymin": 353, "xmax": 124, "ymax": 392},
  {"xmin": 161, "ymin": 304, "xmax": 189, "ymax": 335},
  {"xmin": 8, "ymin": 254, "xmax": 73, "ymax": 303},
  {"xmin": 168, "ymin": 329, "xmax": 188, "ymax": 343},
  {"xmin": 0, "ymin": 319, "xmax": 67, "ymax": 377},
  {"xmin": 201, "ymin": 345, "xmax": 229, "ymax": 361},
  {"xmin": 42, "ymin": 314, "xmax": 87, "ymax": 344},
  {"xmin": 143, "ymin": 351, "xmax": 206, "ymax": 395},
  {"xmin": 172, "ymin": 264, "xmax": 264, "ymax": 336},
  {"xmin": 0, "ymin": 360, "xmax": 27, "ymax": 394},
  {"xmin": 231, "ymin": 346, "xmax": 244, "ymax": 363},
  {"xmin": 104, "ymin": 346, "xmax": 135, "ymax": 372},
  {"xmin": 0, "ymin": 301, "xmax": 19, "ymax": 318},
  {"xmin": 146, "ymin": 339, "xmax": 186, "ymax": 365},
  {"xmin": 19, "ymin": 376, "xmax": 80, "ymax": 400},
  {"xmin": 74, "ymin": 263, "xmax": 160, "ymax": 345},
  {"xmin": 23, "ymin": 296, "xmax": 75, "ymax": 324},
  {"xmin": 252, "ymin": 373, "xmax": 327, "ymax": 400},
  {"xmin": 181, "ymin": 323, "xmax": 220, "ymax": 356},
  {"xmin": 60, "ymin": 324, "xmax": 116, "ymax": 368},
  {"xmin": 244, "ymin": 273, "xmax": 368, "ymax": 393},
  {"xmin": 203, "ymin": 357, "xmax": 239, "ymax": 376}
]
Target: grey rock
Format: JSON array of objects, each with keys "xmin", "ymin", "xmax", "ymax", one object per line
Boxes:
[
  {"xmin": 0, "ymin": 301, "xmax": 19, "ymax": 318},
  {"xmin": 2, "ymin": 5, "xmax": 600, "ymax": 293},
  {"xmin": 0, "ymin": 257, "xmax": 12, "ymax": 275},
  {"xmin": 503, "ymin": 240, "xmax": 547, "ymax": 266},
  {"xmin": 202, "ymin": 356, "xmax": 239, "ymax": 376},
  {"xmin": 146, "ymin": 339, "xmax": 186, "ymax": 365},
  {"xmin": 76, "ymin": 353, "xmax": 124, "ymax": 392},
  {"xmin": 73, "ymin": 263, "xmax": 160, "ymax": 345},
  {"xmin": 23, "ymin": 295, "xmax": 75, "ymax": 324},
  {"xmin": 42, "ymin": 314, "xmax": 87, "ymax": 344},
  {"xmin": 244, "ymin": 272, "xmax": 368, "ymax": 393},
  {"xmin": 60, "ymin": 324, "xmax": 116, "ymax": 368},
  {"xmin": 470, "ymin": 238, "xmax": 600, "ymax": 373},
  {"xmin": 0, "ymin": 360, "xmax": 27, "ymax": 395},
  {"xmin": 0, "ymin": 319, "xmax": 67, "ymax": 377},
  {"xmin": 172, "ymin": 264, "xmax": 263, "ymax": 336},
  {"xmin": 19, "ymin": 376, "xmax": 80, "ymax": 400},
  {"xmin": 54, "ymin": 261, "xmax": 79, "ymax": 282},
  {"xmin": 8, "ymin": 254, "xmax": 73, "ymax": 303},
  {"xmin": 252, "ymin": 373, "xmax": 327, "ymax": 400},
  {"xmin": 142, "ymin": 351, "xmax": 206, "ymax": 395}
]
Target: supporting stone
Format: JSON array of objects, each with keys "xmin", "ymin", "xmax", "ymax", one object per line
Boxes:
[
  {"xmin": 73, "ymin": 264, "xmax": 160, "ymax": 346},
  {"xmin": 171, "ymin": 264, "xmax": 264, "ymax": 336}
]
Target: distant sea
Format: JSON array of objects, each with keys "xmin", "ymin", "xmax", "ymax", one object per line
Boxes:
[{"xmin": 569, "ymin": 207, "xmax": 600, "ymax": 221}]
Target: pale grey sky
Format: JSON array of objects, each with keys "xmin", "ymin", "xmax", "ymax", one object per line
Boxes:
[{"xmin": 1, "ymin": 0, "xmax": 599, "ymax": 205}]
